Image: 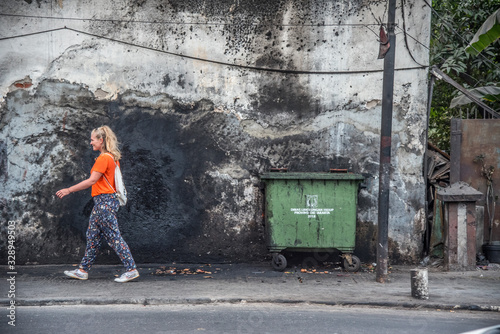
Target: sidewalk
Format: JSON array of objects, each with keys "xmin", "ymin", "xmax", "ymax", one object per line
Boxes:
[{"xmin": 1, "ymin": 262, "xmax": 499, "ymax": 311}]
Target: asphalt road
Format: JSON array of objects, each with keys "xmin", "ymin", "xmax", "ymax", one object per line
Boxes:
[{"xmin": 4, "ymin": 303, "xmax": 500, "ymax": 334}]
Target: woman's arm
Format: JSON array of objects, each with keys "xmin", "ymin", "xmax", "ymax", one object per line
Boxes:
[{"xmin": 56, "ymin": 171, "xmax": 103, "ymax": 199}]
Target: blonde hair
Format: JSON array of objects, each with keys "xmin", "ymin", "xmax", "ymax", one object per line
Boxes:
[{"xmin": 92, "ymin": 125, "xmax": 122, "ymax": 161}]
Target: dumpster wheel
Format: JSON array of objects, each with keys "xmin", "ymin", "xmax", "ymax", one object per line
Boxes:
[
  {"xmin": 271, "ymin": 253, "xmax": 287, "ymax": 271},
  {"xmin": 342, "ymin": 254, "xmax": 361, "ymax": 272}
]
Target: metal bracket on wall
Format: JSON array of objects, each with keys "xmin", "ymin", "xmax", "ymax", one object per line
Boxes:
[{"xmin": 430, "ymin": 66, "xmax": 500, "ymax": 119}]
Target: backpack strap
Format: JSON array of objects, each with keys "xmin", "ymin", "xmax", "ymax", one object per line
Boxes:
[
  {"xmin": 104, "ymin": 152, "xmax": 117, "ymax": 165},
  {"xmin": 102, "ymin": 174, "xmax": 116, "ymax": 193},
  {"xmin": 102, "ymin": 153, "xmax": 117, "ymax": 193}
]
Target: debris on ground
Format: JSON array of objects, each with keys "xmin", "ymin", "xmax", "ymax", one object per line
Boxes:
[
  {"xmin": 153, "ymin": 265, "xmax": 220, "ymax": 277},
  {"xmin": 478, "ymin": 263, "xmax": 500, "ymax": 271}
]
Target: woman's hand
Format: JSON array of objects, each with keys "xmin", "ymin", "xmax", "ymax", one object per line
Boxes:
[
  {"xmin": 55, "ymin": 171, "xmax": 102, "ymax": 199},
  {"xmin": 56, "ymin": 188, "xmax": 71, "ymax": 198}
]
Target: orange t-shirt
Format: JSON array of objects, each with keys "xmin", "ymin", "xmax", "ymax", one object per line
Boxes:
[{"xmin": 90, "ymin": 153, "xmax": 121, "ymax": 197}]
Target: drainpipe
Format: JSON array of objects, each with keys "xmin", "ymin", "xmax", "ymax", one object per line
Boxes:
[{"xmin": 376, "ymin": 0, "xmax": 397, "ymax": 283}]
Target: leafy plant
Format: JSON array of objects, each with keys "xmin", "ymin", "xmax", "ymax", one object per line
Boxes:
[
  {"xmin": 450, "ymin": 86, "xmax": 500, "ymax": 108},
  {"xmin": 429, "ymin": 0, "xmax": 500, "ymax": 152},
  {"xmin": 466, "ymin": 8, "xmax": 500, "ymax": 56}
]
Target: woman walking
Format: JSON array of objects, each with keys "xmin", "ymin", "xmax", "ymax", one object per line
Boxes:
[{"xmin": 56, "ymin": 126, "xmax": 139, "ymax": 283}]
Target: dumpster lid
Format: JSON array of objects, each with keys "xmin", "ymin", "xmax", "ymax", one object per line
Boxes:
[{"xmin": 260, "ymin": 172, "xmax": 364, "ymax": 180}]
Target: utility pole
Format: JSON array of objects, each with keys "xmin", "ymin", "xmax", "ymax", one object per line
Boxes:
[{"xmin": 376, "ymin": 0, "xmax": 397, "ymax": 283}]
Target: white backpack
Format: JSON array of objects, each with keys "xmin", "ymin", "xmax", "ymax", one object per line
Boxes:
[{"xmin": 103, "ymin": 153, "xmax": 128, "ymax": 206}]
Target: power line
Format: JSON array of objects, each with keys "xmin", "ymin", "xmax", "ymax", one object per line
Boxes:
[
  {"xmin": 422, "ymin": 0, "xmax": 475, "ymax": 47},
  {"xmin": 396, "ymin": 26, "xmax": 429, "ymax": 50},
  {"xmin": 421, "ymin": 0, "xmax": 499, "ymax": 70},
  {"xmin": 0, "ymin": 10, "xmax": 432, "ymax": 68},
  {"xmin": 400, "ymin": 0, "xmax": 427, "ymax": 67},
  {"xmin": 0, "ymin": 12, "xmax": 379, "ymax": 28},
  {"xmin": 397, "ymin": 1, "xmax": 496, "ymax": 73},
  {"xmin": 0, "ymin": 25, "xmax": 427, "ymax": 75},
  {"xmin": 427, "ymin": 29, "xmax": 495, "ymax": 88},
  {"xmin": 0, "ymin": 27, "xmax": 67, "ymax": 40}
]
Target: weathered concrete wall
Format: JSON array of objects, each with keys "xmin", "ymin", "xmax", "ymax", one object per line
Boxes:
[{"xmin": 0, "ymin": 0, "xmax": 431, "ymax": 265}]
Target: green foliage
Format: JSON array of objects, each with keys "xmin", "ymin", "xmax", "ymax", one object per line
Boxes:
[
  {"xmin": 466, "ymin": 8, "xmax": 500, "ymax": 56},
  {"xmin": 429, "ymin": 0, "xmax": 500, "ymax": 152},
  {"xmin": 450, "ymin": 86, "xmax": 500, "ymax": 108}
]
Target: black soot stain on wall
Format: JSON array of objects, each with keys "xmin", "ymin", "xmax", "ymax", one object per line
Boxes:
[
  {"xmin": 0, "ymin": 79, "xmax": 381, "ymax": 264},
  {"xmin": 0, "ymin": 81, "xmax": 274, "ymax": 264}
]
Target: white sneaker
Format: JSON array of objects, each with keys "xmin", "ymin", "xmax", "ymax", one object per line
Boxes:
[
  {"xmin": 114, "ymin": 269, "xmax": 139, "ymax": 283},
  {"xmin": 64, "ymin": 268, "xmax": 88, "ymax": 280}
]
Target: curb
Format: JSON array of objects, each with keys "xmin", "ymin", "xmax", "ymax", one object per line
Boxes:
[{"xmin": 4, "ymin": 298, "xmax": 500, "ymax": 312}]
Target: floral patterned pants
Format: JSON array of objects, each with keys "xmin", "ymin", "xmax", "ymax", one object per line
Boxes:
[{"xmin": 80, "ymin": 194, "xmax": 136, "ymax": 272}]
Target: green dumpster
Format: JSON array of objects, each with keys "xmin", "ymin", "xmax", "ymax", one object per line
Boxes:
[{"xmin": 261, "ymin": 172, "xmax": 364, "ymax": 271}]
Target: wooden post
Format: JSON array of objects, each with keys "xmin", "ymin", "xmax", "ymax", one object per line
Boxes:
[{"xmin": 437, "ymin": 182, "xmax": 482, "ymax": 271}]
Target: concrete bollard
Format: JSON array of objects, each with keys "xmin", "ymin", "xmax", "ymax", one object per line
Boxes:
[{"xmin": 410, "ymin": 268, "xmax": 429, "ymax": 300}]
